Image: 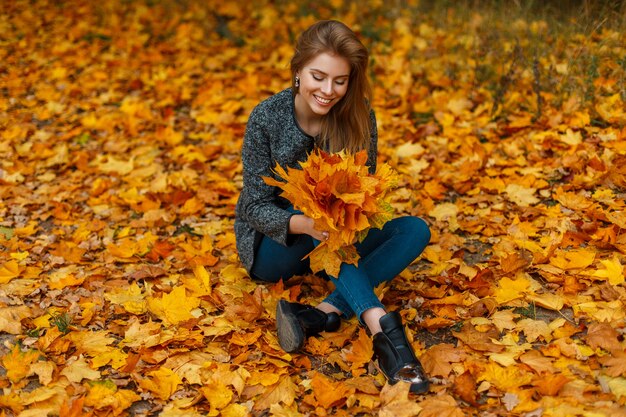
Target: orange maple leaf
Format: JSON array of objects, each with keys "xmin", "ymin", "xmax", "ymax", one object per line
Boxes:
[
  {"xmin": 59, "ymin": 397, "xmax": 92, "ymax": 417},
  {"xmin": 341, "ymin": 328, "xmax": 374, "ymax": 376},
  {"xmin": 309, "ymin": 371, "xmax": 353, "ymax": 409},
  {"xmin": 263, "ymin": 149, "xmax": 398, "ymax": 276}
]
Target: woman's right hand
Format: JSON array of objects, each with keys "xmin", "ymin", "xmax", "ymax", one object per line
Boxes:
[{"xmin": 289, "ymin": 214, "xmax": 329, "ymax": 242}]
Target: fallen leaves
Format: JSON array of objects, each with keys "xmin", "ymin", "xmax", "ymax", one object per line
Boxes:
[
  {"xmin": 1, "ymin": 0, "xmax": 625, "ymax": 416},
  {"xmin": 0, "ymin": 260, "xmax": 19, "ymax": 284},
  {"xmin": 147, "ymin": 285, "xmax": 201, "ymax": 325}
]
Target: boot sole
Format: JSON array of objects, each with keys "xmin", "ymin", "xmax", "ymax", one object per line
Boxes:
[
  {"xmin": 408, "ymin": 379, "xmax": 429, "ymax": 394},
  {"xmin": 375, "ymin": 362, "xmax": 430, "ymax": 394},
  {"xmin": 276, "ymin": 300, "xmax": 305, "ymax": 353}
]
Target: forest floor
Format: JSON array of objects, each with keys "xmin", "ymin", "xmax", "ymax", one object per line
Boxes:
[{"xmin": 1, "ymin": 1, "xmax": 626, "ymax": 416}]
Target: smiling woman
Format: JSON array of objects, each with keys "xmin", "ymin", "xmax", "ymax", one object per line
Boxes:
[
  {"xmin": 234, "ymin": 20, "xmax": 432, "ymax": 394},
  {"xmin": 293, "ymin": 52, "xmax": 351, "ymax": 137}
]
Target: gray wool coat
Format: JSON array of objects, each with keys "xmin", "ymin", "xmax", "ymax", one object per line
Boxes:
[{"xmin": 234, "ymin": 88, "xmax": 378, "ymax": 273}]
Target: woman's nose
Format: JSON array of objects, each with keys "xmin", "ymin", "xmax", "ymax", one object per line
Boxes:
[{"xmin": 321, "ymin": 80, "xmax": 333, "ymax": 95}]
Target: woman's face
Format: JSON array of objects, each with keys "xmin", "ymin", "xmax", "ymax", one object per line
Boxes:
[{"xmin": 296, "ymin": 52, "xmax": 350, "ymax": 117}]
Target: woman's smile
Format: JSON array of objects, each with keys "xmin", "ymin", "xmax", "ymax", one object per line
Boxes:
[
  {"xmin": 313, "ymin": 95, "xmax": 333, "ymax": 105},
  {"xmin": 295, "ymin": 51, "xmax": 350, "ymax": 119}
]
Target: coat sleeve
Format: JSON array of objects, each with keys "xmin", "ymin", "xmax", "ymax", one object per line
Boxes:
[
  {"xmin": 235, "ymin": 107, "xmax": 294, "ymax": 246},
  {"xmin": 367, "ymin": 108, "xmax": 378, "ymax": 174}
]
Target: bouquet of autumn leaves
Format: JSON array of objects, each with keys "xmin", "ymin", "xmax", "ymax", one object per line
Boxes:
[{"xmin": 263, "ymin": 149, "xmax": 399, "ymax": 277}]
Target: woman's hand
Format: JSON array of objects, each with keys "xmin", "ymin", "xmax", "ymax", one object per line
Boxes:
[{"xmin": 289, "ymin": 214, "xmax": 329, "ymax": 242}]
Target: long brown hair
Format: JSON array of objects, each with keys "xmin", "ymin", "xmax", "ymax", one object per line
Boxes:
[{"xmin": 291, "ymin": 20, "xmax": 372, "ymax": 154}]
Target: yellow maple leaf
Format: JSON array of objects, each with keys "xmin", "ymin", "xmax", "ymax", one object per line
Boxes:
[
  {"xmin": 156, "ymin": 125, "xmax": 184, "ymax": 146},
  {"xmin": 91, "ymin": 349, "xmax": 128, "ymax": 369},
  {"xmin": 47, "ymin": 273, "xmax": 85, "ymax": 290},
  {"xmin": 247, "ymin": 370, "xmax": 281, "ymax": 387},
  {"xmin": 553, "ymin": 187, "xmax": 594, "ymax": 211},
  {"xmin": 123, "ymin": 318, "xmax": 163, "ymax": 349},
  {"xmin": 478, "ymin": 362, "xmax": 534, "ymax": 391},
  {"xmin": 395, "ymin": 142, "xmax": 425, "ymax": 158},
  {"xmin": 18, "ymin": 384, "xmax": 66, "ymax": 415},
  {"xmin": 591, "ymin": 256, "xmax": 625, "ymax": 285},
  {"xmin": 267, "ymin": 403, "xmax": 303, "ymax": 417},
  {"xmin": 0, "ymin": 260, "xmax": 20, "ymax": 284},
  {"xmin": 65, "ymin": 330, "xmax": 115, "ymax": 356},
  {"xmin": 59, "ymin": 355, "xmax": 101, "ymax": 383},
  {"xmin": 596, "ymin": 93, "xmax": 626, "ymax": 124},
  {"xmin": 2, "ymin": 345, "xmax": 41, "ymax": 383},
  {"xmin": 147, "ymin": 286, "xmax": 200, "ymax": 325},
  {"xmin": 559, "ymin": 128, "xmax": 582, "ymax": 145},
  {"xmin": 490, "ymin": 310, "xmax": 519, "ymax": 332},
  {"xmin": 493, "ymin": 276, "xmax": 531, "ymax": 304},
  {"xmin": 220, "ymin": 403, "xmax": 249, "ymax": 417},
  {"xmin": 105, "ymin": 282, "xmax": 147, "ymax": 314},
  {"xmin": 515, "ymin": 318, "xmax": 553, "ymax": 343},
  {"xmin": 180, "ymin": 196, "xmax": 205, "ymax": 215},
  {"xmin": 84, "ymin": 380, "xmax": 140, "ymax": 413},
  {"xmin": 550, "ymin": 248, "xmax": 596, "ymax": 270},
  {"xmin": 79, "ymin": 302, "xmax": 96, "ymax": 326},
  {"xmin": 505, "ymin": 184, "xmax": 539, "ymax": 207},
  {"xmin": 187, "ymin": 264, "xmax": 212, "ymax": 296},
  {"xmin": 572, "ymin": 300, "xmax": 626, "ymax": 323},
  {"xmin": 200, "ymin": 380, "xmax": 233, "ymax": 413},
  {"xmin": 307, "ymin": 242, "xmax": 359, "ymax": 277},
  {"xmin": 106, "ymin": 239, "xmax": 140, "ymax": 259},
  {"xmin": 138, "ymin": 367, "xmax": 183, "ymax": 400},
  {"xmin": 488, "ymin": 350, "xmax": 519, "ymax": 367},
  {"xmin": 607, "ymin": 376, "xmax": 626, "ymax": 399},
  {"xmin": 9, "ymin": 251, "xmax": 28, "ymax": 261},
  {"xmin": 95, "ymin": 154, "xmax": 135, "ymax": 175},
  {"xmin": 527, "ymin": 292, "xmax": 564, "ymax": 311}
]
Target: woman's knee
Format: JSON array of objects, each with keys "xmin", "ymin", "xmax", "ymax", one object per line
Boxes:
[{"xmin": 399, "ymin": 216, "xmax": 431, "ymax": 249}]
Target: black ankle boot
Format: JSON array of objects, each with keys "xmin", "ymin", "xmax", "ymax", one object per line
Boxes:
[
  {"xmin": 276, "ymin": 300, "xmax": 341, "ymax": 353},
  {"xmin": 372, "ymin": 311, "xmax": 429, "ymax": 393}
]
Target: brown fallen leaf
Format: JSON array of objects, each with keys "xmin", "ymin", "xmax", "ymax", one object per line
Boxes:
[
  {"xmin": 584, "ymin": 322, "xmax": 622, "ymax": 352},
  {"xmin": 253, "ymin": 376, "xmax": 299, "ymax": 410},
  {"xmin": 453, "ymin": 371, "xmax": 479, "ymax": 406},
  {"xmin": 421, "ymin": 343, "xmax": 466, "ymax": 378},
  {"xmin": 598, "ymin": 349, "xmax": 626, "ymax": 377},
  {"xmin": 452, "ymin": 322, "xmax": 505, "ymax": 353},
  {"xmin": 418, "ymin": 394, "xmax": 465, "ymax": 417},
  {"xmin": 379, "ymin": 381, "xmax": 423, "ymax": 417},
  {"xmin": 533, "ymin": 373, "xmax": 571, "ymax": 396},
  {"xmin": 519, "ymin": 349, "xmax": 559, "ymax": 374},
  {"xmin": 224, "ymin": 287, "xmax": 264, "ymax": 322}
]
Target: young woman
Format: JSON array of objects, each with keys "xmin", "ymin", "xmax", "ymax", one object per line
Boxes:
[{"xmin": 234, "ymin": 20, "xmax": 431, "ymax": 393}]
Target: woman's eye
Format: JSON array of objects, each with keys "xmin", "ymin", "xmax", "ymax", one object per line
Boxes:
[
  {"xmin": 312, "ymin": 75, "xmax": 323, "ymax": 81},
  {"xmin": 335, "ymin": 81, "xmax": 346, "ymax": 85}
]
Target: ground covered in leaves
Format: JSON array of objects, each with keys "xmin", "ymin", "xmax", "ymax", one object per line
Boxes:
[{"xmin": 1, "ymin": 1, "xmax": 626, "ymax": 416}]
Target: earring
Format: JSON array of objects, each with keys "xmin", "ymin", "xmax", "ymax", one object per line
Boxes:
[{"xmin": 295, "ymin": 76, "xmax": 300, "ymax": 88}]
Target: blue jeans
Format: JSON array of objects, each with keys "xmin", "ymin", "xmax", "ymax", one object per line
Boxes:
[{"xmin": 250, "ymin": 214, "xmax": 431, "ymax": 321}]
